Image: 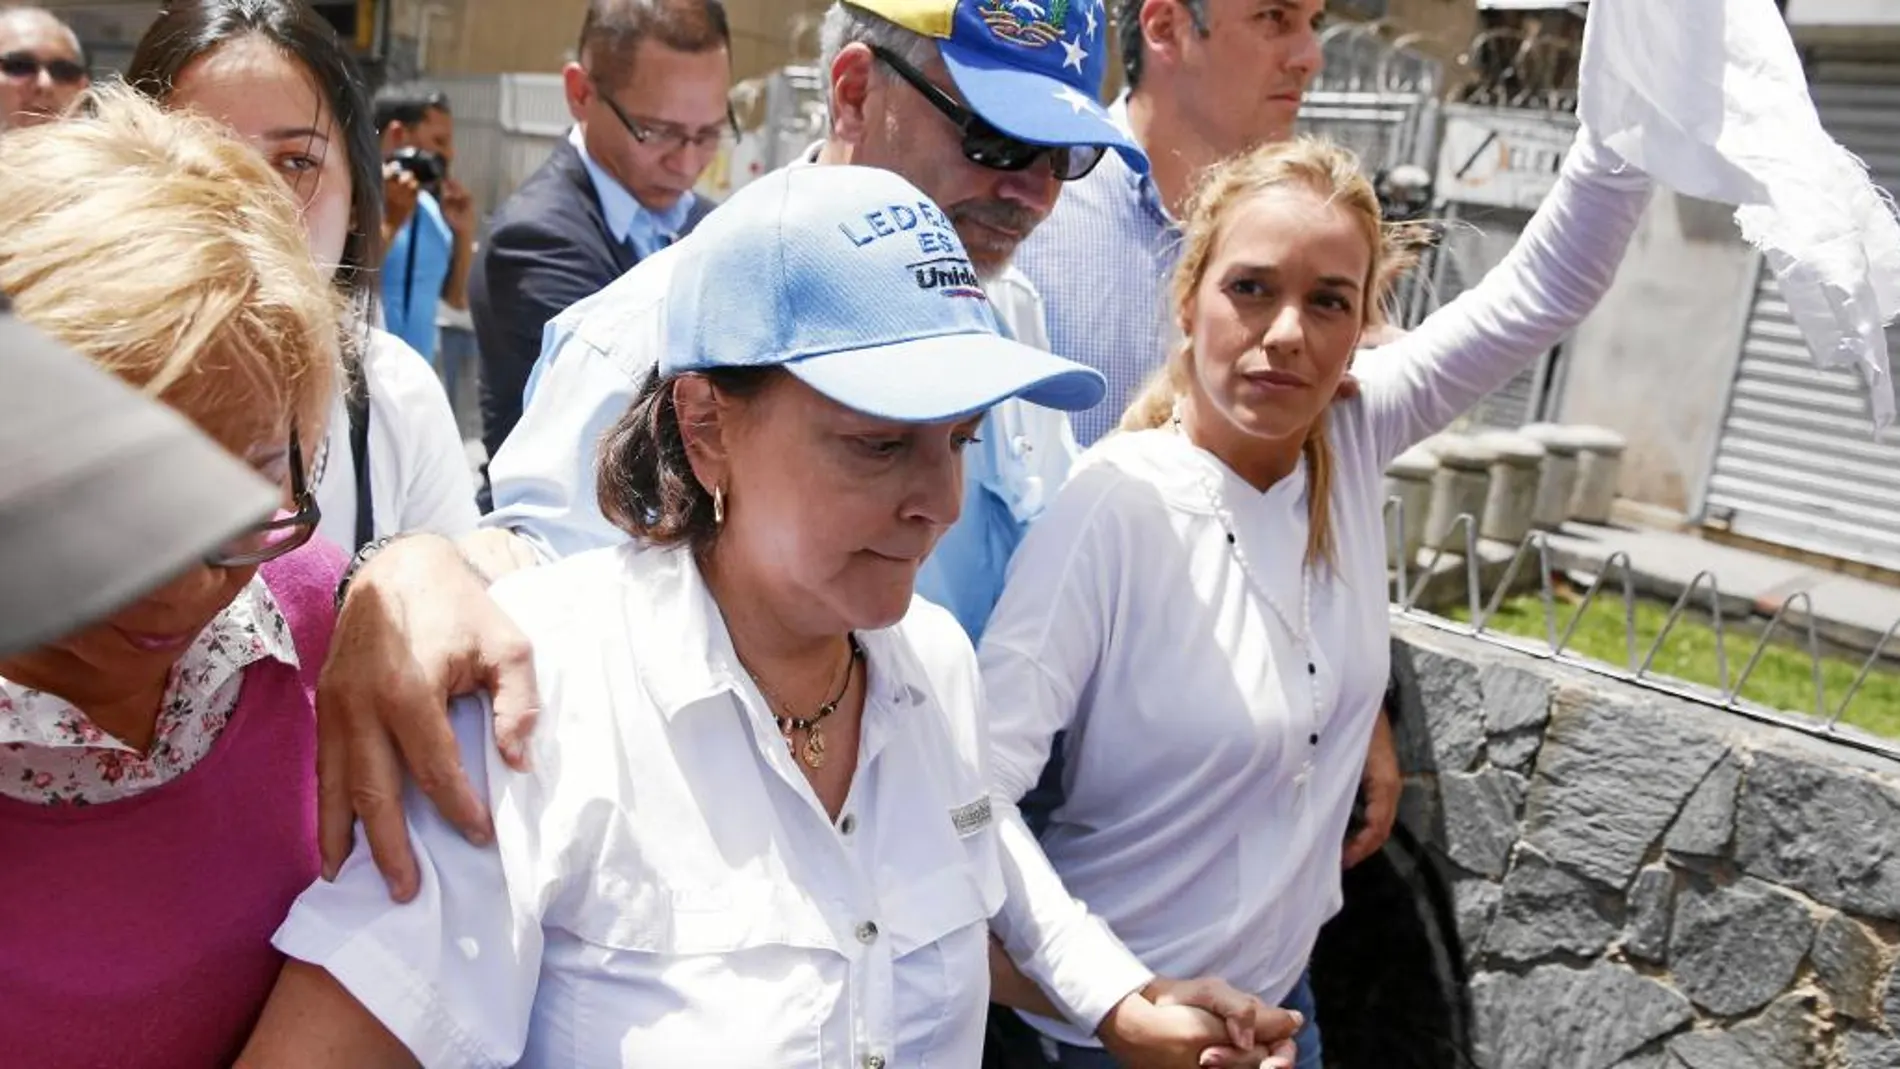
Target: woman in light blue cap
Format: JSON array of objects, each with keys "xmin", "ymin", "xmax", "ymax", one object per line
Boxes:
[{"xmin": 236, "ymin": 165, "xmax": 1300, "ymax": 1069}]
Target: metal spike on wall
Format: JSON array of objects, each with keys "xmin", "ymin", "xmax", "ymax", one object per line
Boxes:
[{"xmin": 1382, "ymin": 498, "xmax": 1900, "ymax": 763}]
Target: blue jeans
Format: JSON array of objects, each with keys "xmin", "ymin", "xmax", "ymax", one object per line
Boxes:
[{"xmin": 1051, "ymin": 970, "xmax": 1322, "ymax": 1069}]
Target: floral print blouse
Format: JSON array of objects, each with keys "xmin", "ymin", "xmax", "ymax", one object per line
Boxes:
[{"xmin": 0, "ymin": 579, "xmax": 298, "ymax": 805}]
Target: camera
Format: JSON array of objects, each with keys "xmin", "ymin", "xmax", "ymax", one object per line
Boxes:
[{"xmin": 389, "ymin": 146, "xmax": 447, "ymax": 191}]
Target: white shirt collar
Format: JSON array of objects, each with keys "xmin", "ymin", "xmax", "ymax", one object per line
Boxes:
[{"xmin": 616, "ymin": 544, "xmax": 919, "ymax": 723}]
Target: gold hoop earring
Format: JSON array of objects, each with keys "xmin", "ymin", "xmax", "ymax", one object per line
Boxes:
[{"xmin": 713, "ymin": 485, "xmax": 726, "ymax": 526}]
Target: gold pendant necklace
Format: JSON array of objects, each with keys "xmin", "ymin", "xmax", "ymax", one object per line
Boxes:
[{"xmin": 743, "ymin": 635, "xmax": 862, "ymax": 770}]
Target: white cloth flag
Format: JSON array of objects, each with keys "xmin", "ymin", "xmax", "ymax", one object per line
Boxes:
[{"xmin": 1578, "ymin": 0, "xmax": 1900, "ymax": 431}]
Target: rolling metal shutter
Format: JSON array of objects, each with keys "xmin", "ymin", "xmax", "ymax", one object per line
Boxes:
[{"xmin": 1701, "ymin": 75, "xmax": 1900, "ymax": 572}]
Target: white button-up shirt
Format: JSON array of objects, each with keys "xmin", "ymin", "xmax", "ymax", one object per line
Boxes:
[
  {"xmin": 982, "ymin": 136, "xmax": 1653, "ymax": 1048},
  {"xmin": 274, "ymin": 543, "xmax": 1151, "ymax": 1068}
]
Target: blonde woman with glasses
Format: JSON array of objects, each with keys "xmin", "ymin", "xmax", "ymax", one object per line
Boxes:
[{"xmin": 0, "ymin": 87, "xmax": 350, "ymax": 1067}]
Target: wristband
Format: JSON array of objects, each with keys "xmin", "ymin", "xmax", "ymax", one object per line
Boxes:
[{"xmin": 335, "ymin": 533, "xmax": 406, "ymax": 611}]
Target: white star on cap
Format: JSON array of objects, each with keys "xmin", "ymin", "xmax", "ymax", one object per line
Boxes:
[
  {"xmin": 1054, "ymin": 86, "xmax": 1095, "ymax": 115},
  {"xmin": 1084, "ymin": 0, "xmax": 1100, "ymax": 38},
  {"xmin": 1060, "ymin": 34, "xmax": 1089, "ymax": 73}
]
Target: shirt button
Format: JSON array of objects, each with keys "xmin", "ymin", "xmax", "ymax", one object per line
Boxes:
[
  {"xmin": 839, "ymin": 814, "xmax": 857, "ymax": 835},
  {"xmin": 1309, "ymin": 733, "xmax": 1320, "ymax": 746},
  {"xmin": 863, "ymin": 1056, "xmax": 887, "ymax": 1069},
  {"xmin": 856, "ymin": 921, "xmax": 880, "ymax": 945}
]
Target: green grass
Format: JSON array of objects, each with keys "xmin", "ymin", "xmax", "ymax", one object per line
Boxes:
[{"xmin": 1445, "ymin": 593, "xmax": 1900, "ymax": 741}]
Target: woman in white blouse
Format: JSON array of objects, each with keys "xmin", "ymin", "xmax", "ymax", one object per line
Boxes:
[
  {"xmin": 979, "ymin": 129, "xmax": 1654, "ymax": 1068},
  {"xmin": 235, "ymin": 165, "xmax": 1300, "ymax": 1069}
]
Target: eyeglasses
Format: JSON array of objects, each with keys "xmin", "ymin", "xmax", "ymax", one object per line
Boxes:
[
  {"xmin": 590, "ymin": 76, "xmax": 739, "ymax": 154},
  {"xmin": 204, "ymin": 427, "xmax": 321, "ymax": 569},
  {"xmin": 870, "ymin": 46, "xmax": 1106, "ymax": 183},
  {"xmin": 0, "ymin": 52, "xmax": 86, "ymax": 86}
]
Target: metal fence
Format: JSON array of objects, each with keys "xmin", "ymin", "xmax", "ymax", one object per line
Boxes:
[
  {"xmin": 433, "ymin": 73, "xmax": 570, "ymax": 227},
  {"xmin": 1383, "ymin": 498, "xmax": 1900, "ymax": 765},
  {"xmin": 1298, "ymin": 21, "xmax": 1446, "ymax": 179}
]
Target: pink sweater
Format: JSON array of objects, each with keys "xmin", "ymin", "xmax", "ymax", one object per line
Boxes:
[{"xmin": 0, "ymin": 543, "xmax": 343, "ymax": 1068}]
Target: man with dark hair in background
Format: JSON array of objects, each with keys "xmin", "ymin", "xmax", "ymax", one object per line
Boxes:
[
  {"xmin": 469, "ymin": 0, "xmax": 731, "ymax": 459},
  {"xmin": 375, "ymin": 85, "xmax": 475, "ymax": 365},
  {"xmin": 0, "ymin": 5, "xmax": 89, "ymax": 130}
]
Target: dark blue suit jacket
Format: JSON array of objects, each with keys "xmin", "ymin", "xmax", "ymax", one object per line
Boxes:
[{"xmin": 470, "ymin": 139, "xmax": 716, "ymax": 458}]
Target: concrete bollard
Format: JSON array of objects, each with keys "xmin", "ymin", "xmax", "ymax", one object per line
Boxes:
[
  {"xmin": 1519, "ymin": 423, "xmax": 1587, "ymax": 531},
  {"xmin": 1383, "ymin": 445, "xmax": 1439, "ymax": 567},
  {"xmin": 1475, "ymin": 431, "xmax": 1547, "ymax": 545},
  {"xmin": 1568, "ymin": 425, "xmax": 1629, "ymax": 525},
  {"xmin": 1423, "ymin": 435, "xmax": 1498, "ymax": 550}
]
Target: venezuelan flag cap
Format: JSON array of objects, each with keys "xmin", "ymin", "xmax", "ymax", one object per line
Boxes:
[{"xmin": 849, "ymin": 0, "xmax": 1149, "ymax": 174}]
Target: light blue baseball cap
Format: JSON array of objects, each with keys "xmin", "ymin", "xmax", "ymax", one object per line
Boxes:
[{"xmin": 662, "ymin": 165, "xmax": 1106, "ymax": 422}]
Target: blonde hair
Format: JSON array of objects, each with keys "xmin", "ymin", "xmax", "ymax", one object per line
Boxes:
[
  {"xmin": 0, "ymin": 85, "xmax": 340, "ymax": 448},
  {"xmin": 1121, "ymin": 136, "xmax": 1423, "ymax": 568}
]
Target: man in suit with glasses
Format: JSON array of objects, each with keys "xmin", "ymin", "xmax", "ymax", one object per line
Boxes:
[
  {"xmin": 468, "ymin": 0, "xmax": 732, "ymax": 461},
  {"xmin": 0, "ymin": 6, "xmax": 88, "ymax": 130}
]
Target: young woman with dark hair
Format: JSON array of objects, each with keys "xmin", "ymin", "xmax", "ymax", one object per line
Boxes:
[{"xmin": 129, "ymin": 0, "xmax": 478, "ymax": 554}]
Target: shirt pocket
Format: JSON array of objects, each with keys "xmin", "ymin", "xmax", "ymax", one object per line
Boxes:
[
  {"xmin": 882, "ymin": 864, "xmax": 997, "ymax": 1066},
  {"xmin": 564, "ymin": 870, "xmax": 838, "ymax": 956},
  {"xmin": 545, "ymin": 874, "xmax": 836, "ymax": 1069}
]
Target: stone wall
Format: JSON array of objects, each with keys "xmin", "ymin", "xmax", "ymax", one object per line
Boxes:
[{"xmin": 1390, "ymin": 617, "xmax": 1900, "ymax": 1068}]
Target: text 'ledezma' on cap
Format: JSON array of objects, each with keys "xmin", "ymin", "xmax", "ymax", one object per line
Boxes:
[
  {"xmin": 848, "ymin": 0, "xmax": 1146, "ymax": 173},
  {"xmin": 661, "ymin": 165, "xmax": 1107, "ymax": 423},
  {"xmin": 0, "ymin": 304, "xmax": 280, "ymax": 657}
]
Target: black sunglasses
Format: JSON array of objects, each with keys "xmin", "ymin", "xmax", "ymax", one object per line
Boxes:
[
  {"xmin": 590, "ymin": 75, "xmax": 740, "ymax": 154},
  {"xmin": 204, "ymin": 427, "xmax": 321, "ymax": 569},
  {"xmin": 869, "ymin": 46, "xmax": 1106, "ymax": 183},
  {"xmin": 0, "ymin": 52, "xmax": 86, "ymax": 86}
]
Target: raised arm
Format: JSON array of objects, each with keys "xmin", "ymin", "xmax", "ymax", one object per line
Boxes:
[{"xmin": 1358, "ymin": 132, "xmax": 1652, "ymax": 463}]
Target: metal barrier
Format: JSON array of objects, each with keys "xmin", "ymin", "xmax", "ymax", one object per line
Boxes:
[
  {"xmin": 1301, "ymin": 21, "xmax": 1445, "ymax": 179},
  {"xmin": 727, "ymin": 65, "xmax": 829, "ymax": 187},
  {"xmin": 1382, "ymin": 497, "xmax": 1900, "ymax": 763},
  {"xmin": 432, "ymin": 73, "xmax": 569, "ymax": 226}
]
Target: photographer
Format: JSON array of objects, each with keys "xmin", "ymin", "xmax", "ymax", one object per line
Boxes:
[{"xmin": 374, "ymin": 85, "xmax": 473, "ymax": 364}]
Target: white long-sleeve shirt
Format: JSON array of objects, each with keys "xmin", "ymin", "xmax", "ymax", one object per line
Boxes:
[
  {"xmin": 980, "ymin": 135, "xmax": 1653, "ymax": 1047},
  {"xmin": 273, "ymin": 544, "xmax": 1150, "ymax": 1068}
]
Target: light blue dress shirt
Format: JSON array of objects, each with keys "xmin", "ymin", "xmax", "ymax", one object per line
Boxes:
[
  {"xmin": 381, "ymin": 192, "xmax": 453, "ymax": 362},
  {"xmin": 568, "ymin": 126, "xmax": 697, "ymax": 261},
  {"xmin": 913, "ymin": 267, "xmax": 1078, "ymax": 638},
  {"xmin": 1014, "ymin": 97, "xmax": 1180, "ymax": 447},
  {"xmin": 483, "ymin": 218, "xmax": 1079, "ymax": 642}
]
